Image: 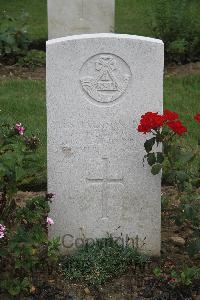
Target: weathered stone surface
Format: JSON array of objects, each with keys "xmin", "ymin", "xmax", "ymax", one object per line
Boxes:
[
  {"xmin": 47, "ymin": 33, "xmax": 164, "ymax": 256},
  {"xmin": 48, "ymin": 0, "xmax": 115, "ymax": 39}
]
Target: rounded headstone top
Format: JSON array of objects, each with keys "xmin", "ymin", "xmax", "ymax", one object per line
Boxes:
[{"xmin": 47, "ymin": 33, "xmax": 164, "ymax": 46}]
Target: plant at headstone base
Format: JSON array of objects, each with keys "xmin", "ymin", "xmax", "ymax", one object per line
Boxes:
[
  {"xmin": 0, "ymin": 121, "xmax": 60, "ymax": 296},
  {"xmin": 161, "ymin": 194, "xmax": 170, "ymax": 211},
  {"xmin": 0, "ymin": 11, "xmax": 30, "ymax": 63},
  {"xmin": 151, "ymin": 0, "xmax": 200, "ymax": 63},
  {"xmin": 137, "ymin": 110, "xmax": 200, "ymax": 256},
  {"xmin": 62, "ymin": 236, "xmax": 150, "ymax": 286}
]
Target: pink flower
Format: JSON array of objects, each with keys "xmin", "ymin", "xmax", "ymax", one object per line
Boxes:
[
  {"xmin": 168, "ymin": 278, "xmax": 178, "ymax": 284},
  {"xmin": 47, "ymin": 217, "xmax": 54, "ymax": 225},
  {"xmin": 0, "ymin": 224, "xmax": 6, "ymax": 239},
  {"xmin": 15, "ymin": 123, "xmax": 25, "ymax": 135}
]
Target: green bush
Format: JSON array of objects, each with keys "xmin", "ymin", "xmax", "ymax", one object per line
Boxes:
[
  {"xmin": 151, "ymin": 0, "xmax": 200, "ymax": 63},
  {"xmin": 0, "ymin": 121, "xmax": 60, "ymax": 296},
  {"xmin": 0, "ymin": 11, "xmax": 30, "ymax": 62},
  {"xmin": 17, "ymin": 49, "xmax": 46, "ymax": 69}
]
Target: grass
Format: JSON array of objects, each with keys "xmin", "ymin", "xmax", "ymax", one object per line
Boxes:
[
  {"xmin": 1, "ymin": 0, "xmax": 199, "ymax": 41},
  {"xmin": 0, "ymin": 79, "xmax": 46, "ymax": 189},
  {"xmin": 62, "ymin": 237, "xmax": 149, "ymax": 286},
  {"xmin": 0, "ymin": 75, "xmax": 199, "ymax": 189},
  {"xmin": 0, "ymin": 0, "xmax": 47, "ymax": 41},
  {"xmin": 115, "ymin": 0, "xmax": 155, "ymax": 37},
  {"xmin": 164, "ymin": 75, "xmax": 200, "ymax": 147},
  {"xmin": 115, "ymin": 0, "xmax": 200, "ymax": 38}
]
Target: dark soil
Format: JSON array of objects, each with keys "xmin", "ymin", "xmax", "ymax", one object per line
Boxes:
[
  {"xmin": 0, "ymin": 188, "xmax": 199, "ymax": 300},
  {"xmin": 166, "ymin": 62, "xmax": 200, "ymax": 77},
  {"xmin": 29, "ymin": 39, "xmax": 46, "ymax": 52},
  {"xmin": 1, "ymin": 62, "xmax": 200, "ymax": 82},
  {"xmin": 0, "ymin": 64, "xmax": 45, "ymax": 81}
]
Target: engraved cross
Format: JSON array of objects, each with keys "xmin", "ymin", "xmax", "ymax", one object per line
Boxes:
[{"xmin": 86, "ymin": 158, "xmax": 124, "ymax": 219}]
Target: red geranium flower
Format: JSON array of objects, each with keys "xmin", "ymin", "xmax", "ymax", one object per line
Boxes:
[
  {"xmin": 167, "ymin": 120, "xmax": 187, "ymax": 135},
  {"xmin": 194, "ymin": 113, "xmax": 200, "ymax": 123},
  {"xmin": 137, "ymin": 112, "xmax": 164, "ymax": 134},
  {"xmin": 163, "ymin": 109, "xmax": 179, "ymax": 121}
]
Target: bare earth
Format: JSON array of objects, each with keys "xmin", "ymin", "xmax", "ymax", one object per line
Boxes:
[{"xmin": 1, "ymin": 62, "xmax": 200, "ymax": 81}]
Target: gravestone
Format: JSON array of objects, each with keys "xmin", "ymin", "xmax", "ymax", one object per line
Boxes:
[
  {"xmin": 48, "ymin": 0, "xmax": 115, "ymax": 39},
  {"xmin": 47, "ymin": 33, "xmax": 164, "ymax": 256}
]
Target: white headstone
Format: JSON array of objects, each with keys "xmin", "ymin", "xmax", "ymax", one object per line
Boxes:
[
  {"xmin": 47, "ymin": 33, "xmax": 164, "ymax": 256},
  {"xmin": 48, "ymin": 0, "xmax": 115, "ymax": 39}
]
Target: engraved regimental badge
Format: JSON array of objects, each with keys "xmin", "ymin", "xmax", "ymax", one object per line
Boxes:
[{"xmin": 80, "ymin": 54, "xmax": 131, "ymax": 104}]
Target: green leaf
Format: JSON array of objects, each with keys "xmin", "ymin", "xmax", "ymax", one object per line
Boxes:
[
  {"xmin": 5, "ymin": 45, "xmax": 11, "ymax": 54},
  {"xmin": 179, "ymin": 152, "xmax": 195, "ymax": 164},
  {"xmin": 151, "ymin": 163, "xmax": 162, "ymax": 175},
  {"xmin": 161, "ymin": 195, "xmax": 170, "ymax": 211},
  {"xmin": 153, "ymin": 267, "xmax": 162, "ymax": 277},
  {"xmin": 147, "ymin": 153, "xmax": 156, "ymax": 166},
  {"xmin": 171, "ymin": 270, "xmax": 178, "ymax": 278},
  {"xmin": 164, "ymin": 170, "xmax": 176, "ymax": 184},
  {"xmin": 168, "ymin": 39, "xmax": 188, "ymax": 55},
  {"xmin": 169, "ymin": 145, "xmax": 182, "ymax": 161},
  {"xmin": 163, "ymin": 143, "xmax": 171, "ymax": 155},
  {"xmin": 8, "ymin": 285, "xmax": 21, "ymax": 296},
  {"xmin": 183, "ymin": 204, "xmax": 195, "ymax": 220},
  {"xmin": 21, "ymin": 277, "xmax": 30, "ymax": 289},
  {"xmin": 5, "ymin": 34, "xmax": 16, "ymax": 45},
  {"xmin": 15, "ymin": 166, "xmax": 26, "ymax": 182},
  {"xmin": 0, "ymin": 248, "xmax": 7, "ymax": 257},
  {"xmin": 157, "ymin": 152, "xmax": 164, "ymax": 164},
  {"xmin": 0, "ymin": 165, "xmax": 6, "ymax": 177},
  {"xmin": 187, "ymin": 238, "xmax": 200, "ymax": 257},
  {"xmin": 144, "ymin": 137, "xmax": 156, "ymax": 153},
  {"xmin": 176, "ymin": 171, "xmax": 189, "ymax": 183}
]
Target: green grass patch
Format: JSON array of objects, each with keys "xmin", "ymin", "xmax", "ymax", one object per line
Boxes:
[
  {"xmin": 116, "ymin": 0, "xmax": 154, "ymax": 37},
  {"xmin": 0, "ymin": 79, "xmax": 46, "ymax": 189},
  {"xmin": 164, "ymin": 75, "xmax": 200, "ymax": 147},
  {"xmin": 116, "ymin": 0, "xmax": 200, "ymax": 38},
  {"xmin": 0, "ymin": 0, "xmax": 47, "ymax": 41},
  {"xmin": 62, "ymin": 237, "xmax": 149, "ymax": 285}
]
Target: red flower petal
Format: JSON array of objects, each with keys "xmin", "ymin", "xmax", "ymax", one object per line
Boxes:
[
  {"xmin": 163, "ymin": 109, "xmax": 179, "ymax": 121},
  {"xmin": 167, "ymin": 120, "xmax": 187, "ymax": 135},
  {"xmin": 194, "ymin": 113, "xmax": 200, "ymax": 123},
  {"xmin": 137, "ymin": 112, "xmax": 164, "ymax": 134}
]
